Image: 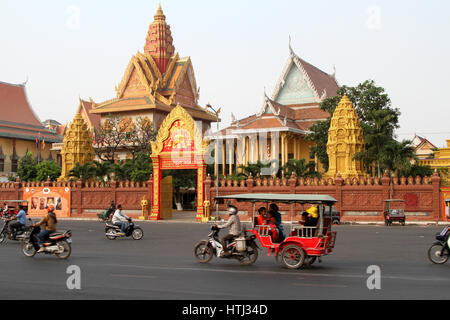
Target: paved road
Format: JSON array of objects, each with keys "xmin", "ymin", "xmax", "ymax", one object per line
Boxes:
[{"xmin": 0, "ymin": 220, "xmax": 448, "ymax": 300}]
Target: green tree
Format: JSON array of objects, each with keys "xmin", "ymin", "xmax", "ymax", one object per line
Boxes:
[
  {"xmin": 238, "ymin": 161, "xmax": 272, "ymax": 178},
  {"xmin": 306, "ymin": 80, "xmax": 401, "ymax": 176},
  {"xmin": 400, "ymin": 164, "xmax": 433, "ymax": 178},
  {"xmin": 92, "ymin": 161, "xmax": 113, "ymax": 184},
  {"xmin": 379, "ymin": 139, "xmax": 417, "ymax": 177},
  {"xmin": 17, "ymin": 152, "xmax": 37, "ymax": 182},
  {"xmin": 129, "ymin": 152, "xmax": 153, "ymax": 182},
  {"xmin": 35, "ymin": 161, "xmax": 62, "ymax": 181},
  {"xmin": 67, "ymin": 162, "xmax": 97, "ymax": 181},
  {"xmin": 282, "ymin": 159, "xmax": 321, "ymax": 178}
]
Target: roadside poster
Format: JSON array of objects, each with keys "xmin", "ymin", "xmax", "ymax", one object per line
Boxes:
[{"xmin": 24, "ymin": 187, "xmax": 71, "ymax": 217}]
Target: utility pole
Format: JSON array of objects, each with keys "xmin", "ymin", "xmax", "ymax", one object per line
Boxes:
[{"xmin": 206, "ymin": 104, "xmax": 221, "ymax": 221}]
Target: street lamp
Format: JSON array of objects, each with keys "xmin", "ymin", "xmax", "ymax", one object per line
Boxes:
[{"xmin": 206, "ymin": 103, "xmax": 221, "ymax": 221}]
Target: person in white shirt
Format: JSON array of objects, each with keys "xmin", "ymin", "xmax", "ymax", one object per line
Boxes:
[{"xmin": 112, "ymin": 204, "xmax": 130, "ymax": 235}]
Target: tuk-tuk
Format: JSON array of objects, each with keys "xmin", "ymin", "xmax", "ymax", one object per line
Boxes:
[
  {"xmin": 215, "ymin": 193, "xmax": 338, "ymax": 270},
  {"xmin": 383, "ymin": 199, "xmax": 406, "ymax": 226},
  {"xmin": 0, "ymin": 200, "xmax": 28, "ymax": 218}
]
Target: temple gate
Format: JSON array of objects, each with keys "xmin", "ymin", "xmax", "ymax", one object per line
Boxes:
[{"xmin": 150, "ymin": 105, "xmax": 207, "ymax": 221}]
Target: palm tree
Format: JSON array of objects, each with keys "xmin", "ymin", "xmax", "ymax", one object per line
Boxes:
[
  {"xmin": 68, "ymin": 162, "xmax": 97, "ymax": 182},
  {"xmin": 379, "ymin": 139, "xmax": 417, "ymax": 198},
  {"xmin": 92, "ymin": 161, "xmax": 113, "ymax": 185},
  {"xmin": 380, "ymin": 139, "xmax": 417, "ymax": 177},
  {"xmin": 282, "ymin": 159, "xmax": 321, "ymax": 178},
  {"xmin": 238, "ymin": 161, "xmax": 272, "ymax": 178}
]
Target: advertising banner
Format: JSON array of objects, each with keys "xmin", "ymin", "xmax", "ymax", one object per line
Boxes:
[{"xmin": 24, "ymin": 186, "xmax": 71, "ymax": 217}]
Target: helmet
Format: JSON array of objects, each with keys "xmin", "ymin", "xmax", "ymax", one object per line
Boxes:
[
  {"xmin": 306, "ymin": 206, "xmax": 319, "ymax": 218},
  {"xmin": 47, "ymin": 205, "xmax": 55, "ymax": 212},
  {"xmin": 227, "ymin": 205, "xmax": 238, "ymax": 215}
]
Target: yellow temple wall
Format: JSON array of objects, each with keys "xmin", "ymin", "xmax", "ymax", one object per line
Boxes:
[{"xmin": 0, "ymin": 137, "xmax": 55, "ymax": 178}]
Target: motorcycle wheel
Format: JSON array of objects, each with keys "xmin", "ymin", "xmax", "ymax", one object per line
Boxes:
[
  {"xmin": 22, "ymin": 241, "xmax": 36, "ymax": 257},
  {"xmin": 0, "ymin": 231, "xmax": 6, "ymax": 244},
  {"xmin": 239, "ymin": 243, "xmax": 258, "ymax": 266},
  {"xmin": 106, "ymin": 228, "xmax": 117, "ymax": 240},
  {"xmin": 194, "ymin": 240, "xmax": 213, "ymax": 263},
  {"xmin": 280, "ymin": 245, "xmax": 306, "ymax": 269},
  {"xmin": 428, "ymin": 243, "xmax": 449, "ymax": 264},
  {"xmin": 56, "ymin": 240, "xmax": 71, "ymax": 260},
  {"xmin": 132, "ymin": 228, "xmax": 144, "ymax": 240}
]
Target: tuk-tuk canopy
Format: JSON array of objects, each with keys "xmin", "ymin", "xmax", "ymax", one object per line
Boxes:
[
  {"xmin": 0, "ymin": 200, "xmax": 28, "ymax": 203},
  {"xmin": 215, "ymin": 193, "xmax": 337, "ymax": 205}
]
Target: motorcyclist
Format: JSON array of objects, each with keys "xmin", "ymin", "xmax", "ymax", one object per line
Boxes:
[
  {"xmin": 32, "ymin": 205, "xmax": 58, "ymax": 253},
  {"xmin": 8, "ymin": 204, "xmax": 27, "ymax": 239},
  {"xmin": 112, "ymin": 204, "xmax": 130, "ymax": 236},
  {"xmin": 216, "ymin": 205, "xmax": 241, "ymax": 256}
]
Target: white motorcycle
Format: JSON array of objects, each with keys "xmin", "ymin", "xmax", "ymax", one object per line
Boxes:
[{"xmin": 194, "ymin": 225, "xmax": 259, "ymax": 266}]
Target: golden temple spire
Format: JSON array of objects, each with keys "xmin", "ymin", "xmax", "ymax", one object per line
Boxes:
[
  {"xmin": 154, "ymin": 3, "xmax": 165, "ymax": 20},
  {"xmin": 144, "ymin": 4, "xmax": 175, "ymax": 74},
  {"xmin": 326, "ymin": 94, "xmax": 365, "ymax": 179}
]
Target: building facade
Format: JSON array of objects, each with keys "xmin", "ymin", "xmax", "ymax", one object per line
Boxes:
[
  {"xmin": 208, "ymin": 43, "xmax": 339, "ymax": 177},
  {"xmin": 86, "ymin": 5, "xmax": 217, "ymax": 161},
  {"xmin": 0, "ymin": 81, "xmax": 62, "ymax": 180}
]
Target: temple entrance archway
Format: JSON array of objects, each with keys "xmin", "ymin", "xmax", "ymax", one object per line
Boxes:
[{"xmin": 150, "ymin": 105, "xmax": 207, "ymax": 221}]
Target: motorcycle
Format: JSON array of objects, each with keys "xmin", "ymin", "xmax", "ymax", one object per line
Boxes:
[
  {"xmin": 105, "ymin": 218, "xmax": 144, "ymax": 240},
  {"xmin": 428, "ymin": 226, "xmax": 449, "ymax": 264},
  {"xmin": 194, "ymin": 225, "xmax": 259, "ymax": 266},
  {"xmin": 0, "ymin": 217, "xmax": 31, "ymax": 243},
  {"xmin": 98, "ymin": 203, "xmax": 116, "ymax": 222},
  {"xmin": 22, "ymin": 225, "xmax": 72, "ymax": 259}
]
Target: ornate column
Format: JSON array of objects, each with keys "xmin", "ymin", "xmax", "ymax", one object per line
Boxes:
[
  {"xmin": 196, "ymin": 163, "xmax": 207, "ymax": 221},
  {"xmin": 150, "ymin": 156, "xmax": 162, "ymax": 220}
]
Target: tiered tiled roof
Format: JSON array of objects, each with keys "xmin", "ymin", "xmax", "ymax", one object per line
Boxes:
[
  {"xmin": 211, "ymin": 45, "xmax": 339, "ymax": 139},
  {"xmin": 0, "ymin": 81, "xmax": 63, "ymax": 143},
  {"xmin": 90, "ymin": 6, "xmax": 217, "ymax": 123}
]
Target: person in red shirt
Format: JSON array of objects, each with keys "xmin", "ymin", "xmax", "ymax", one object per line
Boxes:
[
  {"xmin": 267, "ymin": 210, "xmax": 279, "ymax": 243},
  {"xmin": 256, "ymin": 207, "xmax": 268, "ymax": 226}
]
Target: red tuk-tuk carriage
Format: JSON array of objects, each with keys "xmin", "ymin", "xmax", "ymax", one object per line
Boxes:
[
  {"xmin": 383, "ymin": 199, "xmax": 406, "ymax": 226},
  {"xmin": 0, "ymin": 200, "xmax": 28, "ymax": 218},
  {"xmin": 215, "ymin": 194, "xmax": 338, "ymax": 269}
]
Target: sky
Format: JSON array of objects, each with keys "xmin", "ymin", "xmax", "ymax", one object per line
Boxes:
[{"xmin": 1, "ymin": 0, "xmax": 449, "ymax": 147}]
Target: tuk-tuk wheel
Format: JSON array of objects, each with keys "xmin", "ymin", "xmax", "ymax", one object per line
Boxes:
[{"xmin": 280, "ymin": 245, "xmax": 306, "ymax": 269}]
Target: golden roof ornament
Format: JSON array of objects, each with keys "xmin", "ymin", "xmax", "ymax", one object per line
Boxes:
[
  {"xmin": 326, "ymin": 94, "xmax": 365, "ymax": 179},
  {"xmin": 58, "ymin": 113, "xmax": 95, "ymax": 181}
]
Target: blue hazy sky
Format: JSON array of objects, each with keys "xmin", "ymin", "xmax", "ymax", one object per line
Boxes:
[{"xmin": 1, "ymin": 0, "xmax": 449, "ymax": 146}]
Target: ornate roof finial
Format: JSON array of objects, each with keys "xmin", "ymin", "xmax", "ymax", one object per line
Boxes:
[{"xmin": 155, "ymin": 3, "xmax": 165, "ymax": 20}]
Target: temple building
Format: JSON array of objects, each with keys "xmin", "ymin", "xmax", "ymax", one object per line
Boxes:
[
  {"xmin": 412, "ymin": 134, "xmax": 437, "ymax": 160},
  {"xmin": 0, "ymin": 81, "xmax": 63, "ymax": 180},
  {"xmin": 208, "ymin": 44, "xmax": 339, "ymax": 177},
  {"xmin": 420, "ymin": 140, "xmax": 450, "ymax": 178},
  {"xmin": 326, "ymin": 95, "xmax": 365, "ymax": 179},
  {"xmin": 87, "ymin": 5, "xmax": 217, "ymax": 160}
]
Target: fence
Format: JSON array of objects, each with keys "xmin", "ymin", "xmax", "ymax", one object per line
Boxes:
[{"xmin": 204, "ymin": 171, "xmax": 442, "ymax": 222}]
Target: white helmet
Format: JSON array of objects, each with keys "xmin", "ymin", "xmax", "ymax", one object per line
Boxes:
[{"xmin": 227, "ymin": 205, "xmax": 238, "ymax": 215}]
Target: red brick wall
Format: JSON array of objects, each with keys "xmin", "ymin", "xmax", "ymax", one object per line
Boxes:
[
  {"xmin": 0, "ymin": 179, "xmax": 153, "ymax": 218},
  {"xmin": 204, "ymin": 172, "xmax": 443, "ymax": 222}
]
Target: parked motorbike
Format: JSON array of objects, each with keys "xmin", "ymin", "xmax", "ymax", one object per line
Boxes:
[
  {"xmin": 22, "ymin": 225, "xmax": 72, "ymax": 259},
  {"xmin": 194, "ymin": 225, "xmax": 259, "ymax": 266},
  {"xmin": 428, "ymin": 226, "xmax": 449, "ymax": 264},
  {"xmin": 0, "ymin": 217, "xmax": 31, "ymax": 243},
  {"xmin": 98, "ymin": 202, "xmax": 116, "ymax": 222},
  {"xmin": 105, "ymin": 218, "xmax": 144, "ymax": 240}
]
